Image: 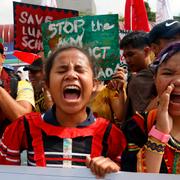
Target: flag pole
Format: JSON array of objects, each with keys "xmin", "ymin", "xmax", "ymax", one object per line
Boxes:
[{"xmin": 130, "ymin": 0, "xmax": 133, "ymax": 31}]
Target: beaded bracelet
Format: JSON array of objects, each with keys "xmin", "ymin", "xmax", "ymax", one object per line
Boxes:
[{"xmin": 144, "ymin": 137, "xmax": 166, "ymax": 155}]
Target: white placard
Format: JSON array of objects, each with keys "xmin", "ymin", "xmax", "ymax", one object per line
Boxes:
[{"xmin": 0, "ymin": 165, "xmax": 179, "ymax": 180}]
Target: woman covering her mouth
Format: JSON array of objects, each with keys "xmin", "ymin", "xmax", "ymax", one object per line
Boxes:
[{"xmin": 122, "ymin": 41, "xmax": 180, "ymax": 174}]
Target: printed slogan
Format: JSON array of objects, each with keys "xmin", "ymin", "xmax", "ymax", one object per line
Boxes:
[
  {"xmin": 42, "ymin": 14, "xmax": 120, "ymax": 80},
  {"xmin": 13, "ymin": 2, "xmax": 78, "ymax": 53}
]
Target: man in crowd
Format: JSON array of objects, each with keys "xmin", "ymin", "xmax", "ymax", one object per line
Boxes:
[
  {"xmin": 120, "ymin": 31, "xmax": 155, "ymax": 119},
  {"xmin": 0, "ymin": 42, "xmax": 35, "ymax": 137},
  {"xmin": 149, "ymin": 19, "xmax": 180, "ymax": 57},
  {"xmin": 121, "ymin": 20, "xmax": 180, "ymax": 119},
  {"xmin": 24, "ymin": 58, "xmax": 53, "ymax": 113}
]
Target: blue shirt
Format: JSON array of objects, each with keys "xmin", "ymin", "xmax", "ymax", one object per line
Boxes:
[{"xmin": 43, "ymin": 105, "xmax": 95, "ymax": 127}]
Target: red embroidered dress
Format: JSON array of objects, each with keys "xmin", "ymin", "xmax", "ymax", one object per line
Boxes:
[
  {"xmin": 0, "ymin": 107, "xmax": 126, "ymax": 167},
  {"xmin": 122, "ymin": 109, "xmax": 180, "ymax": 174}
]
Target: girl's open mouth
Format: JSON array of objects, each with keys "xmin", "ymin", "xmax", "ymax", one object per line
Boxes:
[{"xmin": 63, "ymin": 85, "xmax": 81, "ymax": 100}]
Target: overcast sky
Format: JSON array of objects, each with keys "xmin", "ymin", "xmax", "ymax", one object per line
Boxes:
[
  {"xmin": 0, "ymin": 0, "xmax": 179, "ymax": 24},
  {"xmin": 95, "ymin": 0, "xmax": 179, "ymax": 15}
]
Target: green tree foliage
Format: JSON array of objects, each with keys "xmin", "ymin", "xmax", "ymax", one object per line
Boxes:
[
  {"xmin": 174, "ymin": 16, "xmax": 180, "ymax": 21},
  {"xmin": 144, "ymin": 1, "xmax": 156, "ymax": 22}
]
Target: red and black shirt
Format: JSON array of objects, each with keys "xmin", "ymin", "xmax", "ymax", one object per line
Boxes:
[{"xmin": 0, "ymin": 106, "xmax": 126, "ymax": 167}]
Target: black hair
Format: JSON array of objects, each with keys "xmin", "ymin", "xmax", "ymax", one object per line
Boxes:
[
  {"xmin": 150, "ymin": 41, "xmax": 180, "ymax": 74},
  {"xmin": 45, "ymin": 46, "xmax": 98, "ymax": 84},
  {"xmin": 120, "ymin": 31, "xmax": 150, "ymax": 49}
]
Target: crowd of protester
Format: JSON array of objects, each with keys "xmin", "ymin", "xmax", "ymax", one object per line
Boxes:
[{"xmin": 0, "ymin": 19, "xmax": 180, "ymax": 177}]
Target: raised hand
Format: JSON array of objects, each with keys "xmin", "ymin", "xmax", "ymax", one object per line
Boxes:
[
  {"xmin": 155, "ymin": 83, "xmax": 174, "ymax": 134},
  {"xmin": 107, "ymin": 67, "xmax": 127, "ymax": 92},
  {"xmin": 86, "ymin": 156, "xmax": 120, "ymax": 178}
]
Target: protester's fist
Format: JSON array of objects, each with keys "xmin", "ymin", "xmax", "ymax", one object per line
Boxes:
[
  {"xmin": 86, "ymin": 156, "xmax": 120, "ymax": 178},
  {"xmin": 156, "ymin": 83, "xmax": 174, "ymax": 134},
  {"xmin": 107, "ymin": 67, "xmax": 127, "ymax": 92}
]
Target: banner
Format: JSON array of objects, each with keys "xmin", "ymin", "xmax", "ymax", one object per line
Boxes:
[
  {"xmin": 3, "ymin": 42, "xmax": 15, "ymax": 60},
  {"xmin": 0, "ymin": 165, "xmax": 179, "ymax": 180},
  {"xmin": 13, "ymin": 2, "xmax": 78, "ymax": 53},
  {"xmin": 41, "ymin": 14, "xmax": 120, "ymax": 80}
]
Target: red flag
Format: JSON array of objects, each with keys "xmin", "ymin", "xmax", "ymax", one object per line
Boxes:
[
  {"xmin": 124, "ymin": 0, "xmax": 150, "ymax": 32},
  {"xmin": 13, "ymin": 51, "xmax": 41, "ymax": 64}
]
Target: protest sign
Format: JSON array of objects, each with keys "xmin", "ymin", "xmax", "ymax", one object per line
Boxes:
[
  {"xmin": 13, "ymin": 2, "xmax": 78, "ymax": 53},
  {"xmin": 41, "ymin": 14, "xmax": 120, "ymax": 80},
  {"xmin": 0, "ymin": 165, "xmax": 179, "ymax": 180}
]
